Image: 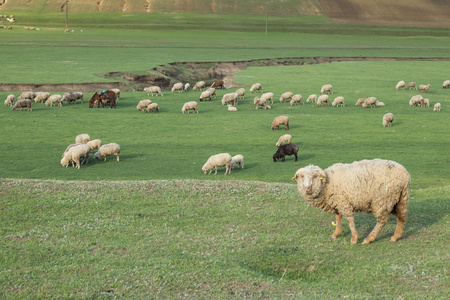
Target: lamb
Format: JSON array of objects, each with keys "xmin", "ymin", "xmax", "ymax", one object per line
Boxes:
[
  {"xmin": 4, "ymin": 94, "xmax": 15, "ymax": 106},
  {"xmin": 332, "ymin": 96, "xmax": 345, "ymax": 107},
  {"xmin": 221, "ymin": 92, "xmax": 238, "ymax": 106},
  {"xmin": 12, "ymin": 99, "xmax": 32, "ymax": 111},
  {"xmin": 382, "ymin": 113, "xmax": 394, "ymax": 127},
  {"xmin": 250, "ymin": 83, "xmax": 262, "ymax": 93},
  {"xmin": 184, "ymin": 83, "xmax": 191, "ymax": 91},
  {"xmin": 202, "ymin": 153, "xmax": 232, "ymax": 175},
  {"xmin": 182, "ymin": 101, "xmax": 198, "ymax": 114},
  {"xmin": 321, "ymin": 84, "xmax": 333, "ymax": 94},
  {"xmin": 206, "ymin": 87, "xmax": 216, "ymax": 98},
  {"xmin": 254, "ymin": 97, "xmax": 267, "ymax": 110},
  {"xmin": 273, "ymin": 143, "xmax": 299, "ymax": 162},
  {"xmin": 34, "ymin": 92, "xmax": 51, "ymax": 103},
  {"xmin": 306, "ymin": 94, "xmax": 317, "ymax": 103},
  {"xmin": 45, "ymin": 94, "xmax": 62, "ymax": 107},
  {"xmin": 171, "ymin": 83, "xmax": 184, "ymax": 93},
  {"xmin": 227, "ymin": 105, "xmax": 238, "ymax": 111},
  {"xmin": 262, "ymin": 105, "xmax": 271, "ymax": 110},
  {"xmin": 292, "ymin": 159, "xmax": 410, "ymax": 244},
  {"xmin": 362, "ymin": 97, "xmax": 377, "ymax": 108},
  {"xmin": 137, "ymin": 99, "xmax": 153, "ymax": 111},
  {"xmin": 317, "ymin": 95, "xmax": 329, "ymax": 106},
  {"xmin": 409, "ymin": 95, "xmax": 424, "ymax": 107},
  {"xmin": 18, "ymin": 91, "xmax": 34, "ymax": 100},
  {"xmin": 75, "ymin": 133, "xmax": 90, "ymax": 144},
  {"xmin": 192, "ymin": 81, "xmax": 206, "ymax": 91},
  {"xmin": 230, "ymin": 154, "xmax": 244, "ymax": 170},
  {"xmin": 442, "ymin": 80, "xmax": 450, "ymax": 89},
  {"xmin": 290, "ymin": 94, "xmax": 304, "ymax": 106},
  {"xmin": 271, "ymin": 116, "xmax": 290, "ymax": 131},
  {"xmin": 94, "ymin": 143, "xmax": 121, "ymax": 162},
  {"xmin": 145, "ymin": 103, "xmax": 159, "ymax": 113},
  {"xmin": 279, "ymin": 91, "xmax": 293, "ymax": 103},
  {"xmin": 211, "ymin": 80, "xmax": 225, "ymax": 89},
  {"xmin": 395, "ymin": 80, "xmax": 405, "ymax": 90},
  {"xmin": 433, "ymin": 103, "xmax": 441, "ymax": 112},
  {"xmin": 418, "ymin": 84, "xmax": 431, "ymax": 93},
  {"xmin": 199, "ymin": 90, "xmax": 212, "ymax": 101},
  {"xmin": 355, "ymin": 98, "xmax": 366, "ymax": 106},
  {"xmin": 261, "ymin": 92, "xmax": 274, "ymax": 104},
  {"xmin": 375, "ymin": 101, "xmax": 385, "ymax": 107},
  {"xmin": 406, "ymin": 82, "xmax": 417, "ymax": 90},
  {"xmin": 236, "ymin": 88, "xmax": 245, "ymax": 99},
  {"xmin": 276, "ymin": 134, "xmax": 292, "ymax": 147},
  {"xmin": 423, "ymin": 98, "xmax": 430, "ymax": 107},
  {"xmin": 87, "ymin": 139, "xmax": 102, "ymax": 153},
  {"xmin": 144, "ymin": 86, "xmax": 163, "ymax": 97}
]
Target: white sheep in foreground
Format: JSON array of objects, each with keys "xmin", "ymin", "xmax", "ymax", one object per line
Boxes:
[
  {"xmin": 383, "ymin": 113, "xmax": 394, "ymax": 127},
  {"xmin": 221, "ymin": 93, "xmax": 238, "ymax": 106},
  {"xmin": 271, "ymin": 116, "xmax": 290, "ymax": 131},
  {"xmin": 145, "ymin": 103, "xmax": 159, "ymax": 113},
  {"xmin": 192, "ymin": 81, "xmax": 206, "ymax": 91},
  {"xmin": 423, "ymin": 98, "xmax": 430, "ymax": 107},
  {"xmin": 45, "ymin": 94, "xmax": 62, "ymax": 107},
  {"xmin": 276, "ymin": 134, "xmax": 292, "ymax": 147},
  {"xmin": 433, "ymin": 103, "xmax": 441, "ymax": 112},
  {"xmin": 418, "ymin": 84, "xmax": 431, "ymax": 93},
  {"xmin": 34, "ymin": 92, "xmax": 51, "ymax": 103},
  {"xmin": 4, "ymin": 94, "xmax": 15, "ymax": 106},
  {"xmin": 355, "ymin": 98, "xmax": 365, "ymax": 106},
  {"xmin": 362, "ymin": 97, "xmax": 377, "ymax": 108},
  {"xmin": 75, "ymin": 134, "xmax": 90, "ymax": 144},
  {"xmin": 144, "ymin": 86, "xmax": 163, "ymax": 97},
  {"xmin": 317, "ymin": 95, "xmax": 329, "ymax": 106},
  {"xmin": 409, "ymin": 95, "xmax": 424, "ymax": 107},
  {"xmin": 250, "ymin": 83, "xmax": 262, "ymax": 93},
  {"xmin": 321, "ymin": 84, "xmax": 333, "ymax": 94},
  {"xmin": 171, "ymin": 83, "xmax": 184, "ymax": 93},
  {"xmin": 61, "ymin": 144, "xmax": 91, "ymax": 168},
  {"xmin": 290, "ymin": 94, "xmax": 303, "ymax": 106},
  {"xmin": 227, "ymin": 105, "xmax": 238, "ymax": 111},
  {"xmin": 202, "ymin": 153, "xmax": 232, "ymax": 175},
  {"xmin": 87, "ymin": 139, "xmax": 102, "ymax": 153},
  {"xmin": 442, "ymin": 80, "xmax": 450, "ymax": 89},
  {"xmin": 253, "ymin": 97, "xmax": 267, "ymax": 110},
  {"xmin": 62, "ymin": 143, "xmax": 81, "ymax": 157},
  {"xmin": 184, "ymin": 83, "xmax": 191, "ymax": 91},
  {"xmin": 236, "ymin": 88, "xmax": 245, "ymax": 99},
  {"xmin": 279, "ymin": 91, "xmax": 293, "ymax": 103},
  {"xmin": 182, "ymin": 101, "xmax": 198, "ymax": 114},
  {"xmin": 137, "ymin": 99, "xmax": 153, "ymax": 111},
  {"xmin": 332, "ymin": 96, "xmax": 345, "ymax": 107},
  {"xmin": 12, "ymin": 99, "xmax": 32, "ymax": 111},
  {"xmin": 206, "ymin": 87, "xmax": 216, "ymax": 98},
  {"xmin": 306, "ymin": 94, "xmax": 317, "ymax": 103},
  {"xmin": 199, "ymin": 90, "xmax": 212, "ymax": 101},
  {"xmin": 94, "ymin": 143, "xmax": 121, "ymax": 162},
  {"xmin": 61, "ymin": 149, "xmax": 81, "ymax": 169},
  {"xmin": 395, "ymin": 80, "xmax": 405, "ymax": 90},
  {"xmin": 230, "ymin": 154, "xmax": 244, "ymax": 170},
  {"xmin": 261, "ymin": 92, "xmax": 274, "ymax": 104},
  {"xmin": 18, "ymin": 91, "xmax": 34, "ymax": 100},
  {"xmin": 292, "ymin": 159, "xmax": 410, "ymax": 244},
  {"xmin": 406, "ymin": 82, "xmax": 416, "ymax": 90}
]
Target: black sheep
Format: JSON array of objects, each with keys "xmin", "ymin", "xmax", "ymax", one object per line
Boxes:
[{"xmin": 273, "ymin": 143, "xmax": 299, "ymax": 162}]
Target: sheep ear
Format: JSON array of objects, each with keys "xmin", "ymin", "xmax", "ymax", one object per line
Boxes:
[
  {"xmin": 316, "ymin": 168, "xmax": 327, "ymax": 181},
  {"xmin": 292, "ymin": 168, "xmax": 304, "ymax": 181}
]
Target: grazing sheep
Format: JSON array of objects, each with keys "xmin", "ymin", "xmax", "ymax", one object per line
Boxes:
[
  {"xmin": 145, "ymin": 103, "xmax": 159, "ymax": 113},
  {"xmin": 271, "ymin": 116, "xmax": 290, "ymax": 131},
  {"xmin": 184, "ymin": 83, "xmax": 191, "ymax": 91},
  {"xmin": 144, "ymin": 86, "xmax": 163, "ymax": 97},
  {"xmin": 383, "ymin": 113, "xmax": 394, "ymax": 127},
  {"xmin": 292, "ymin": 159, "xmax": 410, "ymax": 244},
  {"xmin": 34, "ymin": 92, "xmax": 51, "ymax": 103},
  {"xmin": 279, "ymin": 91, "xmax": 293, "ymax": 103},
  {"xmin": 253, "ymin": 97, "xmax": 266, "ymax": 110},
  {"xmin": 273, "ymin": 143, "xmax": 299, "ymax": 162},
  {"xmin": 61, "ymin": 144, "xmax": 90, "ymax": 168},
  {"xmin": 321, "ymin": 84, "xmax": 333, "ymax": 94},
  {"xmin": 355, "ymin": 98, "xmax": 366, "ymax": 107},
  {"xmin": 395, "ymin": 80, "xmax": 405, "ymax": 90},
  {"xmin": 317, "ymin": 95, "xmax": 329, "ymax": 106},
  {"xmin": 442, "ymin": 80, "xmax": 450, "ymax": 89},
  {"xmin": 332, "ymin": 96, "xmax": 345, "ymax": 107},
  {"xmin": 261, "ymin": 92, "xmax": 274, "ymax": 104},
  {"xmin": 276, "ymin": 134, "xmax": 292, "ymax": 147},
  {"xmin": 171, "ymin": 83, "xmax": 184, "ymax": 93},
  {"xmin": 202, "ymin": 153, "xmax": 232, "ymax": 175},
  {"xmin": 61, "ymin": 149, "xmax": 81, "ymax": 169},
  {"xmin": 211, "ymin": 80, "xmax": 225, "ymax": 89},
  {"xmin": 433, "ymin": 103, "xmax": 441, "ymax": 112},
  {"xmin": 12, "ymin": 99, "xmax": 32, "ymax": 111},
  {"xmin": 423, "ymin": 98, "xmax": 430, "ymax": 107},
  {"xmin": 94, "ymin": 143, "xmax": 120, "ymax": 162},
  {"xmin": 362, "ymin": 97, "xmax": 377, "ymax": 108},
  {"xmin": 62, "ymin": 143, "xmax": 81, "ymax": 158},
  {"xmin": 87, "ymin": 139, "xmax": 102, "ymax": 153},
  {"xmin": 236, "ymin": 88, "xmax": 245, "ymax": 99},
  {"xmin": 4, "ymin": 94, "xmax": 15, "ymax": 106},
  {"xmin": 306, "ymin": 94, "xmax": 317, "ymax": 104},
  {"xmin": 406, "ymin": 82, "xmax": 417, "ymax": 90},
  {"xmin": 182, "ymin": 101, "xmax": 198, "ymax": 114},
  {"xmin": 45, "ymin": 94, "xmax": 62, "ymax": 107},
  {"xmin": 409, "ymin": 95, "xmax": 424, "ymax": 107},
  {"xmin": 227, "ymin": 105, "xmax": 238, "ymax": 112},
  {"xmin": 221, "ymin": 92, "xmax": 238, "ymax": 106},
  {"xmin": 18, "ymin": 91, "xmax": 34, "ymax": 100},
  {"xmin": 61, "ymin": 91, "xmax": 83, "ymax": 104},
  {"xmin": 199, "ymin": 90, "xmax": 212, "ymax": 101},
  {"xmin": 72, "ymin": 144, "xmax": 91, "ymax": 165},
  {"xmin": 375, "ymin": 101, "xmax": 385, "ymax": 107},
  {"xmin": 250, "ymin": 83, "xmax": 262, "ymax": 93},
  {"xmin": 290, "ymin": 94, "xmax": 304, "ymax": 106},
  {"xmin": 230, "ymin": 154, "xmax": 244, "ymax": 170},
  {"xmin": 192, "ymin": 81, "xmax": 206, "ymax": 91},
  {"xmin": 137, "ymin": 99, "xmax": 153, "ymax": 111},
  {"xmin": 206, "ymin": 87, "xmax": 216, "ymax": 98},
  {"xmin": 75, "ymin": 134, "xmax": 90, "ymax": 144},
  {"xmin": 418, "ymin": 84, "xmax": 431, "ymax": 93}
]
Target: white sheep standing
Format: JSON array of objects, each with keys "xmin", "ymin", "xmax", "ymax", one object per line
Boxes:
[
  {"xmin": 321, "ymin": 84, "xmax": 333, "ymax": 94},
  {"xmin": 418, "ymin": 84, "xmax": 431, "ymax": 93},
  {"xmin": 4, "ymin": 94, "xmax": 15, "ymax": 106},
  {"xmin": 227, "ymin": 105, "xmax": 238, "ymax": 112},
  {"xmin": 87, "ymin": 139, "xmax": 102, "ymax": 154},
  {"xmin": 61, "ymin": 144, "xmax": 91, "ymax": 168},
  {"xmin": 202, "ymin": 153, "xmax": 232, "ymax": 175},
  {"xmin": 236, "ymin": 88, "xmax": 245, "ymax": 99},
  {"xmin": 206, "ymin": 87, "xmax": 216, "ymax": 98},
  {"xmin": 395, "ymin": 80, "xmax": 405, "ymax": 90},
  {"xmin": 75, "ymin": 134, "xmax": 90, "ymax": 144},
  {"xmin": 144, "ymin": 86, "xmax": 163, "ymax": 97},
  {"xmin": 292, "ymin": 159, "xmax": 410, "ymax": 244},
  {"xmin": 406, "ymin": 82, "xmax": 416, "ymax": 90},
  {"xmin": 18, "ymin": 91, "xmax": 34, "ymax": 100},
  {"xmin": 184, "ymin": 83, "xmax": 191, "ymax": 91},
  {"xmin": 192, "ymin": 81, "xmax": 206, "ymax": 91},
  {"xmin": 332, "ymin": 96, "xmax": 345, "ymax": 107},
  {"xmin": 230, "ymin": 154, "xmax": 244, "ymax": 170},
  {"xmin": 442, "ymin": 80, "xmax": 450, "ymax": 89},
  {"xmin": 34, "ymin": 92, "xmax": 51, "ymax": 103},
  {"xmin": 276, "ymin": 134, "xmax": 292, "ymax": 147},
  {"xmin": 271, "ymin": 116, "xmax": 290, "ymax": 131},
  {"xmin": 317, "ymin": 94, "xmax": 329, "ymax": 106},
  {"xmin": 45, "ymin": 94, "xmax": 62, "ymax": 107},
  {"xmin": 250, "ymin": 83, "xmax": 262, "ymax": 93},
  {"xmin": 145, "ymin": 103, "xmax": 159, "ymax": 113},
  {"xmin": 253, "ymin": 97, "xmax": 267, "ymax": 110},
  {"xmin": 199, "ymin": 90, "xmax": 212, "ymax": 101},
  {"xmin": 182, "ymin": 101, "xmax": 198, "ymax": 114},
  {"xmin": 221, "ymin": 93, "xmax": 238, "ymax": 106},
  {"xmin": 362, "ymin": 97, "xmax": 377, "ymax": 108},
  {"xmin": 137, "ymin": 99, "xmax": 153, "ymax": 111},
  {"xmin": 306, "ymin": 94, "xmax": 317, "ymax": 103},
  {"xmin": 261, "ymin": 92, "xmax": 274, "ymax": 104},
  {"xmin": 433, "ymin": 103, "xmax": 441, "ymax": 112},
  {"xmin": 290, "ymin": 94, "xmax": 304, "ymax": 106},
  {"xmin": 279, "ymin": 91, "xmax": 293, "ymax": 103},
  {"xmin": 171, "ymin": 83, "xmax": 184, "ymax": 93},
  {"xmin": 94, "ymin": 143, "xmax": 121, "ymax": 162},
  {"xmin": 382, "ymin": 113, "xmax": 394, "ymax": 127},
  {"xmin": 409, "ymin": 95, "xmax": 424, "ymax": 107},
  {"xmin": 423, "ymin": 98, "xmax": 430, "ymax": 107},
  {"xmin": 61, "ymin": 149, "xmax": 81, "ymax": 169}
]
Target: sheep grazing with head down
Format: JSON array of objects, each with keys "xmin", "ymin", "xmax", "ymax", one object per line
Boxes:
[
  {"xmin": 306, "ymin": 94, "xmax": 317, "ymax": 104},
  {"xmin": 292, "ymin": 159, "xmax": 410, "ymax": 244},
  {"xmin": 362, "ymin": 97, "xmax": 377, "ymax": 108},
  {"xmin": 184, "ymin": 83, "xmax": 191, "ymax": 92},
  {"xmin": 137, "ymin": 99, "xmax": 152, "ymax": 111},
  {"xmin": 395, "ymin": 80, "xmax": 405, "ymax": 90},
  {"xmin": 317, "ymin": 95, "xmax": 329, "ymax": 106},
  {"xmin": 290, "ymin": 94, "xmax": 303, "ymax": 106},
  {"xmin": 271, "ymin": 116, "xmax": 290, "ymax": 131},
  {"xmin": 144, "ymin": 86, "xmax": 163, "ymax": 97},
  {"xmin": 261, "ymin": 92, "xmax": 274, "ymax": 104},
  {"xmin": 45, "ymin": 94, "xmax": 62, "ymax": 107},
  {"xmin": 250, "ymin": 83, "xmax": 262, "ymax": 93},
  {"xmin": 254, "ymin": 97, "xmax": 267, "ymax": 110},
  {"xmin": 182, "ymin": 101, "xmax": 198, "ymax": 114},
  {"xmin": 61, "ymin": 149, "xmax": 81, "ymax": 169},
  {"xmin": 192, "ymin": 81, "xmax": 206, "ymax": 91},
  {"xmin": 355, "ymin": 98, "xmax": 366, "ymax": 107},
  {"xmin": 236, "ymin": 88, "xmax": 245, "ymax": 100},
  {"xmin": 276, "ymin": 134, "xmax": 292, "ymax": 147},
  {"xmin": 199, "ymin": 90, "xmax": 212, "ymax": 101},
  {"xmin": 423, "ymin": 98, "xmax": 430, "ymax": 107},
  {"xmin": 12, "ymin": 99, "xmax": 32, "ymax": 111},
  {"xmin": 442, "ymin": 80, "xmax": 450, "ymax": 89},
  {"xmin": 221, "ymin": 93, "xmax": 238, "ymax": 106},
  {"xmin": 18, "ymin": 91, "xmax": 34, "ymax": 100},
  {"xmin": 382, "ymin": 113, "xmax": 394, "ymax": 127},
  {"xmin": 4, "ymin": 94, "xmax": 15, "ymax": 106},
  {"xmin": 321, "ymin": 84, "xmax": 333, "ymax": 94},
  {"xmin": 34, "ymin": 92, "xmax": 51, "ymax": 103},
  {"xmin": 61, "ymin": 144, "xmax": 91, "ymax": 168},
  {"xmin": 418, "ymin": 84, "xmax": 431, "ymax": 93},
  {"xmin": 273, "ymin": 143, "xmax": 299, "ymax": 162},
  {"xmin": 279, "ymin": 91, "xmax": 293, "ymax": 103},
  {"xmin": 406, "ymin": 82, "xmax": 416, "ymax": 90},
  {"xmin": 171, "ymin": 83, "xmax": 184, "ymax": 93},
  {"xmin": 202, "ymin": 153, "xmax": 232, "ymax": 175},
  {"xmin": 433, "ymin": 103, "xmax": 441, "ymax": 112},
  {"xmin": 94, "ymin": 143, "xmax": 121, "ymax": 162},
  {"xmin": 145, "ymin": 103, "xmax": 159, "ymax": 113},
  {"xmin": 87, "ymin": 139, "xmax": 102, "ymax": 154},
  {"xmin": 206, "ymin": 88, "xmax": 216, "ymax": 98},
  {"xmin": 332, "ymin": 96, "xmax": 345, "ymax": 107},
  {"xmin": 409, "ymin": 95, "xmax": 424, "ymax": 107},
  {"xmin": 230, "ymin": 154, "xmax": 244, "ymax": 170},
  {"xmin": 75, "ymin": 133, "xmax": 90, "ymax": 144}
]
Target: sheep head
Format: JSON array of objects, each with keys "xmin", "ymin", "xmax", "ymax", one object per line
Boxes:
[{"xmin": 292, "ymin": 166, "xmax": 327, "ymax": 198}]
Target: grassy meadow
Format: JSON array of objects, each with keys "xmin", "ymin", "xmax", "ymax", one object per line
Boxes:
[{"xmin": 1, "ymin": 10, "xmax": 449, "ymax": 299}]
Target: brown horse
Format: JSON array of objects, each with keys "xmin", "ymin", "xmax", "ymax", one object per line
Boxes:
[{"xmin": 88, "ymin": 90, "xmax": 116, "ymax": 108}]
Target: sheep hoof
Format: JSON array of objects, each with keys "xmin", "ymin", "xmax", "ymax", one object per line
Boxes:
[
  {"xmin": 350, "ymin": 241, "xmax": 357, "ymax": 245},
  {"xmin": 361, "ymin": 240, "xmax": 370, "ymax": 244}
]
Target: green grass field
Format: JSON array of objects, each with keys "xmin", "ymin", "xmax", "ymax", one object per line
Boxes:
[{"xmin": 1, "ymin": 11, "xmax": 449, "ymax": 299}]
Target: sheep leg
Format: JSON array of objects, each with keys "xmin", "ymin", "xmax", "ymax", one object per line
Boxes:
[
  {"xmin": 345, "ymin": 216, "xmax": 358, "ymax": 244},
  {"xmin": 214, "ymin": 166, "xmax": 218, "ymax": 175},
  {"xmin": 362, "ymin": 214, "xmax": 389, "ymax": 244},
  {"xmin": 294, "ymin": 153, "xmax": 298, "ymax": 161},
  {"xmin": 116, "ymin": 154, "xmax": 120, "ymax": 162},
  {"xmin": 331, "ymin": 214, "xmax": 342, "ymax": 239}
]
